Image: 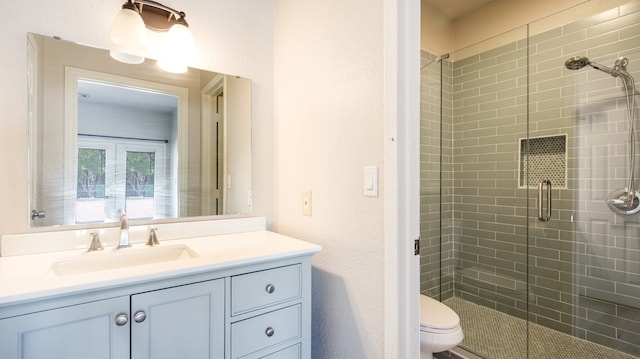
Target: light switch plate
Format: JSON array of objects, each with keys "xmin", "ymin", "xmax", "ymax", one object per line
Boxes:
[{"xmin": 364, "ymin": 166, "xmax": 379, "ymax": 197}]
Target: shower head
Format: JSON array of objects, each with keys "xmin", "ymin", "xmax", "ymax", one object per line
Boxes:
[
  {"xmin": 565, "ymin": 56, "xmax": 590, "ymax": 70},
  {"xmin": 565, "ymin": 56, "xmax": 615, "ymax": 75}
]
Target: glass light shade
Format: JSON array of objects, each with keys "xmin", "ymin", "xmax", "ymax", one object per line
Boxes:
[
  {"xmin": 157, "ymin": 23, "xmax": 195, "ymax": 73},
  {"xmin": 109, "ymin": 50, "xmax": 145, "ymax": 65},
  {"xmin": 109, "ymin": 7, "xmax": 148, "ymax": 64}
]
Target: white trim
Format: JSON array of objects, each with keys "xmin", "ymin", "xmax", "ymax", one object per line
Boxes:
[
  {"xmin": 64, "ymin": 67, "xmax": 188, "ymax": 222},
  {"xmin": 384, "ymin": 0, "xmax": 421, "ymax": 358}
]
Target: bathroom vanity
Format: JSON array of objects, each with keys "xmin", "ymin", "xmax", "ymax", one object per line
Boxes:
[{"xmin": 0, "ymin": 218, "xmax": 320, "ymax": 359}]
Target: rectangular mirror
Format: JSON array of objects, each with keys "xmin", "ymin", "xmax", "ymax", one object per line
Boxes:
[{"xmin": 28, "ymin": 33, "xmax": 252, "ymax": 228}]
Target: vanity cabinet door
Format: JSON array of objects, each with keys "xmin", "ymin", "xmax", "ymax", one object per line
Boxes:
[
  {"xmin": 130, "ymin": 279, "xmax": 225, "ymax": 359},
  {"xmin": 0, "ymin": 296, "xmax": 130, "ymax": 359}
]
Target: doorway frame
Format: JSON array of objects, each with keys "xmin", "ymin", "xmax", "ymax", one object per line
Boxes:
[{"xmin": 384, "ymin": 0, "xmax": 421, "ymax": 357}]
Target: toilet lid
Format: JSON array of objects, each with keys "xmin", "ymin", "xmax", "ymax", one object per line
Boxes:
[{"xmin": 419, "ymin": 295, "xmax": 460, "ymax": 331}]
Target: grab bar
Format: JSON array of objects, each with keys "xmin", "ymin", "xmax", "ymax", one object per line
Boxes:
[{"xmin": 538, "ymin": 179, "xmax": 552, "ymax": 222}]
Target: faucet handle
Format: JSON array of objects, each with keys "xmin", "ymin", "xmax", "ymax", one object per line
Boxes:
[
  {"xmin": 147, "ymin": 227, "xmax": 160, "ymax": 246},
  {"xmin": 88, "ymin": 232, "xmax": 104, "ymax": 252}
]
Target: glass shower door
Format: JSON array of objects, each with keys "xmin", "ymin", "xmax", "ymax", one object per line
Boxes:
[{"xmin": 526, "ymin": 2, "xmax": 640, "ymax": 357}]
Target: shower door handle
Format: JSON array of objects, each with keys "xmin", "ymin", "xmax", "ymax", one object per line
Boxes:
[{"xmin": 538, "ymin": 179, "xmax": 552, "ymax": 222}]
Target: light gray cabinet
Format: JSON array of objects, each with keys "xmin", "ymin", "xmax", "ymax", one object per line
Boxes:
[
  {"xmin": 131, "ymin": 279, "xmax": 225, "ymax": 359},
  {"xmin": 229, "ymin": 264, "xmax": 304, "ymax": 359},
  {"xmin": 0, "ymin": 280, "xmax": 224, "ymax": 359},
  {"xmin": 0, "ymin": 296, "xmax": 130, "ymax": 359},
  {"xmin": 0, "ymin": 256, "xmax": 312, "ymax": 359}
]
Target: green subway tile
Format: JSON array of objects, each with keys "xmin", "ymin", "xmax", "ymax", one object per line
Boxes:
[
  {"xmin": 462, "ymin": 57, "xmax": 498, "ymax": 73},
  {"xmin": 480, "ymin": 98, "xmax": 517, "ymax": 112},
  {"xmin": 464, "ymin": 75, "xmax": 499, "ymax": 91},
  {"xmin": 454, "ymin": 54, "xmax": 481, "ymax": 68},
  {"xmin": 530, "ymin": 46, "xmax": 563, "ymax": 65},
  {"xmin": 588, "ymin": 11, "xmax": 640, "ymax": 37},
  {"xmin": 463, "ymin": 92, "xmax": 498, "ymax": 107},
  {"xmin": 562, "ymin": 8, "xmax": 618, "ymax": 35},
  {"xmin": 497, "ymin": 49, "xmax": 526, "ymax": 65},
  {"xmin": 537, "ymin": 30, "xmax": 586, "ymax": 53},
  {"xmin": 479, "ymin": 221, "xmax": 517, "ymax": 235},
  {"xmin": 495, "ymin": 67, "xmax": 525, "ymax": 82},
  {"xmin": 530, "ymin": 67, "xmax": 563, "ymax": 83},
  {"xmin": 588, "ymin": 35, "xmax": 640, "ymax": 59},
  {"xmin": 480, "ymin": 79, "xmax": 517, "ymax": 94},
  {"xmin": 620, "ymin": 22, "xmax": 640, "ymax": 39},
  {"xmin": 480, "ymin": 42, "xmax": 519, "ymax": 60},
  {"xmin": 562, "ymin": 31, "xmax": 619, "ymax": 56},
  {"xmin": 530, "ymin": 27, "xmax": 563, "ymax": 45},
  {"xmin": 455, "ymin": 70, "xmax": 481, "ymax": 84}
]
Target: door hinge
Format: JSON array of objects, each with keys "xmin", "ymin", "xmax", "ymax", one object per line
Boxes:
[{"xmin": 414, "ymin": 238, "xmax": 420, "ymax": 255}]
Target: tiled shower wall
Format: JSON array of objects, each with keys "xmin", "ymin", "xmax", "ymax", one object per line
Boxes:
[
  {"xmin": 421, "ymin": 1, "xmax": 640, "ymax": 356},
  {"xmin": 450, "ymin": 34, "xmax": 531, "ymax": 322}
]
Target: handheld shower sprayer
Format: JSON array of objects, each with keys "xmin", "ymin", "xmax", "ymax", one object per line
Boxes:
[
  {"xmin": 565, "ymin": 56, "xmax": 616, "ymax": 75},
  {"xmin": 565, "ymin": 56, "xmax": 639, "ymax": 215}
]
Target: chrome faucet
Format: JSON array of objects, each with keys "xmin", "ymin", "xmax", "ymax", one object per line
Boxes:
[
  {"xmin": 117, "ymin": 212, "xmax": 131, "ymax": 249},
  {"xmin": 88, "ymin": 232, "xmax": 103, "ymax": 251},
  {"xmin": 147, "ymin": 227, "xmax": 160, "ymax": 246}
]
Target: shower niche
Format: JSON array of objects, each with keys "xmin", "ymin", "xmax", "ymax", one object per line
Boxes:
[{"xmin": 519, "ymin": 135, "xmax": 567, "ymax": 188}]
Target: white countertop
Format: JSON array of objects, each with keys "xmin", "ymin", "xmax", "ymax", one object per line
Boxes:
[{"xmin": 0, "ymin": 230, "xmax": 320, "ymax": 307}]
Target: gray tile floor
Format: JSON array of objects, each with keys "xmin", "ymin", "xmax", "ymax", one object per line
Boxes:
[{"xmin": 443, "ymin": 297, "xmax": 639, "ymax": 359}]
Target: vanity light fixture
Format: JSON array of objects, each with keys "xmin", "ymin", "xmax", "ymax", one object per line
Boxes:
[{"xmin": 109, "ymin": 0, "xmax": 195, "ymax": 73}]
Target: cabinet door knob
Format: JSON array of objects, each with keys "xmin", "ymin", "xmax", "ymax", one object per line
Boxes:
[
  {"xmin": 134, "ymin": 310, "xmax": 147, "ymax": 323},
  {"xmin": 115, "ymin": 313, "xmax": 129, "ymax": 326},
  {"xmin": 265, "ymin": 327, "xmax": 275, "ymax": 337},
  {"xmin": 265, "ymin": 284, "xmax": 275, "ymax": 293}
]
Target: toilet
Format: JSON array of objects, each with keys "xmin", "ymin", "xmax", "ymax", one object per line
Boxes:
[{"xmin": 420, "ymin": 294, "xmax": 464, "ymax": 358}]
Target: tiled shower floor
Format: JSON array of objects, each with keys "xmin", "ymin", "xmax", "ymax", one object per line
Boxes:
[{"xmin": 443, "ymin": 297, "xmax": 639, "ymax": 359}]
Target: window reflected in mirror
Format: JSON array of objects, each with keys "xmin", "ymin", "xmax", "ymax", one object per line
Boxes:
[{"xmin": 77, "ymin": 148, "xmax": 106, "ymax": 224}]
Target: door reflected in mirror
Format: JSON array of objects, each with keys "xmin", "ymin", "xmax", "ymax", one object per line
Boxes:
[{"xmin": 28, "ymin": 33, "xmax": 252, "ymax": 229}]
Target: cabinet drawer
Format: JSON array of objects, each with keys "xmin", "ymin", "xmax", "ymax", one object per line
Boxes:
[
  {"xmin": 231, "ymin": 304, "xmax": 301, "ymax": 359},
  {"xmin": 231, "ymin": 265, "xmax": 301, "ymax": 315},
  {"xmin": 260, "ymin": 343, "xmax": 300, "ymax": 359}
]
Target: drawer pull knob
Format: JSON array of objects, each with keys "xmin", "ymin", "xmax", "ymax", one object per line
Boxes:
[
  {"xmin": 265, "ymin": 327, "xmax": 275, "ymax": 337},
  {"xmin": 266, "ymin": 284, "xmax": 275, "ymax": 293},
  {"xmin": 115, "ymin": 313, "xmax": 129, "ymax": 326},
  {"xmin": 134, "ymin": 311, "xmax": 147, "ymax": 323}
]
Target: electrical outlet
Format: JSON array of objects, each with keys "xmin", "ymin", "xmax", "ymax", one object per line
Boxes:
[{"xmin": 302, "ymin": 191, "xmax": 312, "ymax": 216}]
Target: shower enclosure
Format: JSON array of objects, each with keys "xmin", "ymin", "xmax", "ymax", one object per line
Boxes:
[{"xmin": 420, "ymin": 1, "xmax": 640, "ymax": 358}]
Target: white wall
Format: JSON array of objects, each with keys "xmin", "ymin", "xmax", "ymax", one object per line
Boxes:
[
  {"xmin": 274, "ymin": 0, "xmax": 388, "ymax": 357},
  {"xmin": 0, "ymin": 0, "xmax": 274, "ymax": 234}
]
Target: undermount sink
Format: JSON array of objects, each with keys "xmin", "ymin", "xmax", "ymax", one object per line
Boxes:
[{"xmin": 50, "ymin": 244, "xmax": 199, "ymax": 276}]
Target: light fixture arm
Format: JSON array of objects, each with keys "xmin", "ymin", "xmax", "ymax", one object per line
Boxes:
[
  {"xmin": 122, "ymin": 0, "xmax": 138, "ymax": 12},
  {"xmin": 133, "ymin": 0, "xmax": 189, "ymax": 27}
]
